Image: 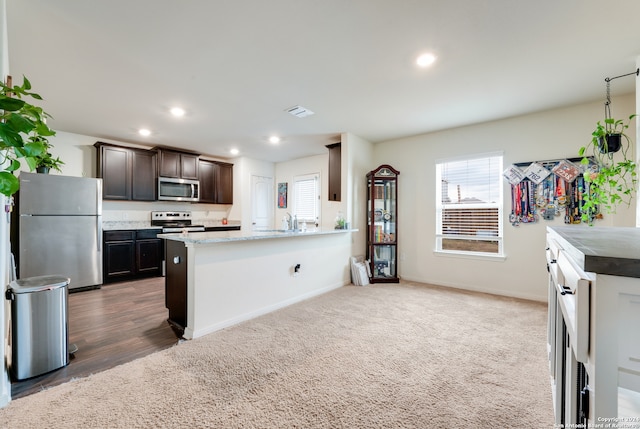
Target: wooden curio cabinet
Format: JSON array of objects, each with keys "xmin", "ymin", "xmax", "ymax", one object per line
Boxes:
[{"xmin": 366, "ymin": 165, "xmax": 400, "ymax": 283}]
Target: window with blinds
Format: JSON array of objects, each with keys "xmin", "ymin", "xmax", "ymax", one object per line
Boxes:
[
  {"xmin": 293, "ymin": 173, "xmax": 319, "ymax": 223},
  {"xmin": 435, "ymin": 154, "xmax": 503, "ymax": 255}
]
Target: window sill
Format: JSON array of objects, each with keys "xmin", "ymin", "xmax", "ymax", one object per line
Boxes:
[{"xmin": 433, "ymin": 250, "xmax": 506, "ymax": 262}]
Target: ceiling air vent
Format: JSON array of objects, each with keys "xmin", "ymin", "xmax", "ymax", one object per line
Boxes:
[{"xmin": 286, "ymin": 105, "xmax": 314, "ymax": 118}]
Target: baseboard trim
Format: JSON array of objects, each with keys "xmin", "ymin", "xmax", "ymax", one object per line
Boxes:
[
  {"xmin": 186, "ymin": 281, "xmax": 347, "ymax": 340},
  {"xmin": 400, "ymin": 276, "xmax": 547, "ymax": 303},
  {"xmin": 0, "ymin": 393, "xmax": 9, "ymax": 409},
  {"xmin": 0, "ymin": 369, "xmax": 10, "ymax": 409}
]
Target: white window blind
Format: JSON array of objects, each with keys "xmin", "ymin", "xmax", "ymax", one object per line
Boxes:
[
  {"xmin": 436, "ymin": 154, "xmax": 503, "ymax": 255},
  {"xmin": 293, "ymin": 174, "xmax": 319, "ymax": 222}
]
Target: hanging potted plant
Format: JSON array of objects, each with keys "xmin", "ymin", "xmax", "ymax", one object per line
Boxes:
[
  {"xmin": 579, "ymin": 114, "xmax": 637, "ymax": 224},
  {"xmin": 0, "ymin": 76, "xmax": 56, "ymax": 195}
]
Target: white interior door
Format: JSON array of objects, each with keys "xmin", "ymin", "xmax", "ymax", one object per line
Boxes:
[{"xmin": 251, "ymin": 175, "xmax": 273, "ymax": 230}]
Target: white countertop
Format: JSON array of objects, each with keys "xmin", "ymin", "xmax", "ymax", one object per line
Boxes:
[
  {"xmin": 103, "ymin": 220, "xmax": 241, "ymax": 231},
  {"xmin": 158, "ymin": 228, "xmax": 357, "ymax": 245}
]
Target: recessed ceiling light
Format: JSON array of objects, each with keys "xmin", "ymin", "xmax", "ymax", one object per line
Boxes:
[
  {"xmin": 230, "ymin": 148, "xmax": 239, "ymax": 155},
  {"xmin": 416, "ymin": 53, "xmax": 437, "ymax": 68},
  {"xmin": 170, "ymin": 107, "xmax": 185, "ymax": 117},
  {"xmin": 269, "ymin": 136, "xmax": 281, "ymax": 144},
  {"xmin": 138, "ymin": 128, "xmax": 151, "ymax": 137}
]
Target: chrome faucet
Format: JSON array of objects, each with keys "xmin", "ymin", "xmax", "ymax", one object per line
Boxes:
[
  {"xmin": 286, "ymin": 212, "xmax": 292, "ymax": 230},
  {"xmin": 285, "ymin": 213, "xmax": 298, "ymax": 230}
]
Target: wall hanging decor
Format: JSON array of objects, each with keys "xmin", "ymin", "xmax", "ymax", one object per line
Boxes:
[
  {"xmin": 277, "ymin": 182, "xmax": 287, "ymax": 208},
  {"xmin": 505, "ymin": 157, "xmax": 595, "ymax": 226}
]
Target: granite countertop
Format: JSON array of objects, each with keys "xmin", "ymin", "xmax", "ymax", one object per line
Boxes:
[
  {"xmin": 159, "ymin": 228, "xmax": 357, "ymax": 245},
  {"xmin": 102, "ymin": 220, "xmax": 241, "ymax": 231},
  {"xmin": 102, "ymin": 221, "xmax": 161, "ymax": 231},
  {"xmin": 547, "ymin": 226, "xmax": 640, "ymax": 278}
]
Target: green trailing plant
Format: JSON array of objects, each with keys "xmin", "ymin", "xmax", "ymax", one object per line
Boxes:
[
  {"xmin": 35, "ymin": 138, "xmax": 64, "ymax": 173},
  {"xmin": 0, "ymin": 76, "xmax": 56, "ymax": 196},
  {"xmin": 579, "ymin": 114, "xmax": 638, "ymax": 224}
]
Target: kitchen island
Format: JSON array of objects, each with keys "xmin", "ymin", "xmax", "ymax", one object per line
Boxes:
[
  {"xmin": 159, "ymin": 228, "xmax": 357, "ymax": 340},
  {"xmin": 546, "ymin": 226, "xmax": 640, "ymax": 425}
]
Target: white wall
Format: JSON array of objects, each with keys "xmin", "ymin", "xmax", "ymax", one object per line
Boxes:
[
  {"xmin": 342, "ymin": 132, "xmax": 374, "ymax": 257},
  {"xmin": 374, "ymin": 95, "xmax": 637, "ymax": 301},
  {"xmin": 0, "ymin": 0, "xmax": 11, "ymax": 409},
  {"xmin": 636, "ymin": 56, "xmax": 640, "ymax": 228},
  {"xmin": 230, "ymin": 156, "xmax": 275, "ymax": 229},
  {"xmin": 275, "ymin": 154, "xmax": 329, "ymax": 229}
]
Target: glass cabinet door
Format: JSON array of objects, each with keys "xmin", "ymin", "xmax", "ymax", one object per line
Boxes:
[
  {"xmin": 371, "ymin": 244, "xmax": 397, "ymax": 279},
  {"xmin": 366, "ymin": 165, "xmax": 399, "ymax": 283}
]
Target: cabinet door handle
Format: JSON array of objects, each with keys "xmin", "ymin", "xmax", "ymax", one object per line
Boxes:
[
  {"xmin": 629, "ymin": 357, "xmax": 640, "ymax": 363},
  {"xmin": 173, "ymin": 256, "xmax": 181, "ymax": 264}
]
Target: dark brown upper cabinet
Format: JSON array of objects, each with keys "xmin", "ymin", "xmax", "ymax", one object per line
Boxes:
[
  {"xmin": 327, "ymin": 142, "xmax": 341, "ymax": 201},
  {"xmin": 158, "ymin": 149, "xmax": 199, "ymax": 180},
  {"xmin": 95, "ymin": 142, "xmax": 157, "ymax": 201},
  {"xmin": 198, "ymin": 159, "xmax": 233, "ymax": 204}
]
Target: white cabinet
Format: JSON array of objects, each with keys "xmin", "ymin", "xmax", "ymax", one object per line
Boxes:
[
  {"xmin": 618, "ymin": 293, "xmax": 640, "ymax": 391},
  {"xmin": 546, "ymin": 226, "xmax": 640, "ymax": 424}
]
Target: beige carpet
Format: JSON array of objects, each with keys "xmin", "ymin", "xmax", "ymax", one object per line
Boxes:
[{"xmin": 0, "ymin": 281, "xmax": 554, "ymax": 428}]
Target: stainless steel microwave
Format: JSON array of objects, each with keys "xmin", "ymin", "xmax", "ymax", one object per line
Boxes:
[{"xmin": 158, "ymin": 177, "xmax": 200, "ymax": 202}]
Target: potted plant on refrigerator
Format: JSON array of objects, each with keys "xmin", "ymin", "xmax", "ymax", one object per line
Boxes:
[
  {"xmin": 0, "ymin": 76, "xmax": 56, "ymax": 195},
  {"xmin": 34, "ymin": 138, "xmax": 64, "ymax": 174},
  {"xmin": 579, "ymin": 114, "xmax": 638, "ymax": 224}
]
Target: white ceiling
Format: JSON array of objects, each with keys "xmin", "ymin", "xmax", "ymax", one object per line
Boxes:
[{"xmin": 6, "ymin": 1, "xmax": 640, "ymax": 163}]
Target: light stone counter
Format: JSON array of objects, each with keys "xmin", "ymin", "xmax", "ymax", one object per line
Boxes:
[
  {"xmin": 102, "ymin": 220, "xmax": 241, "ymax": 231},
  {"xmin": 158, "ymin": 228, "xmax": 355, "ymax": 245},
  {"xmin": 102, "ymin": 221, "xmax": 162, "ymax": 231}
]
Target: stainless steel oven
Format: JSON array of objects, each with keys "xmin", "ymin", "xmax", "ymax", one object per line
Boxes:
[
  {"xmin": 151, "ymin": 211, "xmax": 205, "ymax": 233},
  {"xmin": 152, "ymin": 211, "xmax": 204, "ymax": 276},
  {"xmin": 158, "ymin": 177, "xmax": 200, "ymax": 202}
]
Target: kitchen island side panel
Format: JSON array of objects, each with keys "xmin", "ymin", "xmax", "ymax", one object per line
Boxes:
[
  {"xmin": 182, "ymin": 232, "xmax": 353, "ymax": 339},
  {"xmin": 165, "ymin": 239, "xmax": 188, "ymax": 329}
]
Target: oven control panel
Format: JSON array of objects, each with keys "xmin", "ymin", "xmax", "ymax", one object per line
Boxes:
[{"xmin": 151, "ymin": 211, "xmax": 192, "ymax": 223}]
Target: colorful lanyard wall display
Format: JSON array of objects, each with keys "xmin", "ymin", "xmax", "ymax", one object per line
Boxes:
[{"xmin": 504, "ymin": 157, "xmax": 596, "ymax": 226}]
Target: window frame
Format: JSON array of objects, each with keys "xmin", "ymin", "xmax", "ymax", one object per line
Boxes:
[
  {"xmin": 292, "ymin": 173, "xmax": 320, "ymax": 224},
  {"xmin": 435, "ymin": 152, "xmax": 504, "ymax": 259}
]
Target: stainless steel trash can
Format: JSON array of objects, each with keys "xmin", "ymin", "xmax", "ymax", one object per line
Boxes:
[{"xmin": 6, "ymin": 275, "xmax": 70, "ymax": 380}]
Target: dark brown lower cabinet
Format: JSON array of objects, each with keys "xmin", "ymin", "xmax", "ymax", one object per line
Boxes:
[
  {"xmin": 165, "ymin": 240, "xmax": 187, "ymax": 330},
  {"xmin": 103, "ymin": 231, "xmax": 135, "ymax": 279},
  {"xmin": 103, "ymin": 229, "xmax": 163, "ymax": 283}
]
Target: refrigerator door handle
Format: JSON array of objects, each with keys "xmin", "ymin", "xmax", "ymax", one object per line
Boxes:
[
  {"xmin": 97, "ymin": 216, "xmax": 102, "ymax": 252},
  {"xmin": 96, "ymin": 179, "xmax": 103, "ymax": 215}
]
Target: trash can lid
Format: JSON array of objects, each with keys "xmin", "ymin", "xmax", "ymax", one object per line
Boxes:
[{"xmin": 9, "ymin": 275, "xmax": 70, "ymax": 294}]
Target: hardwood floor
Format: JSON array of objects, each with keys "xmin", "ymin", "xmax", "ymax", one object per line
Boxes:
[{"xmin": 10, "ymin": 277, "xmax": 180, "ymax": 399}]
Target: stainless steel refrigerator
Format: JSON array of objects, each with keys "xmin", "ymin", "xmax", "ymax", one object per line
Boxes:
[{"xmin": 16, "ymin": 172, "xmax": 103, "ymax": 291}]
